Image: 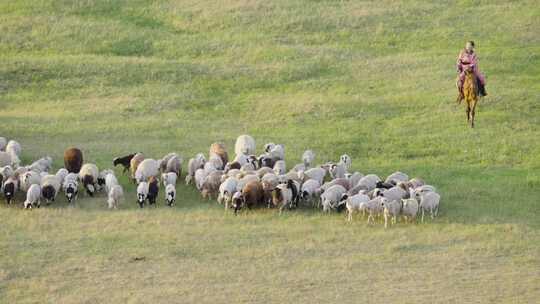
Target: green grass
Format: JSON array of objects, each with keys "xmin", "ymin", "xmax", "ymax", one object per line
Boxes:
[{"xmin": 1, "ymin": 0, "xmax": 540, "ymax": 303}]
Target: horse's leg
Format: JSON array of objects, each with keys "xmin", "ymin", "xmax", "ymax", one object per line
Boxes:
[
  {"xmin": 470, "ymin": 99, "xmax": 477, "ymax": 128},
  {"xmin": 466, "ymin": 102, "xmax": 471, "ymax": 123}
]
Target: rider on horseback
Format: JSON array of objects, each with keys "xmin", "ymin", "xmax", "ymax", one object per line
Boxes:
[{"xmin": 456, "ymin": 41, "xmax": 487, "ymax": 100}]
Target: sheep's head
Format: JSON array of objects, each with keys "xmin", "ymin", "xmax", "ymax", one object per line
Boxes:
[
  {"xmin": 166, "ymin": 190, "xmax": 175, "ymax": 207},
  {"xmin": 231, "ymin": 192, "xmax": 244, "ymax": 215},
  {"xmin": 65, "ymin": 183, "xmax": 78, "ymax": 203}
]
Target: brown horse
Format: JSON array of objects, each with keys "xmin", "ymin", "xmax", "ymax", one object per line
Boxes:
[{"xmin": 457, "ymin": 68, "xmax": 479, "ymax": 128}]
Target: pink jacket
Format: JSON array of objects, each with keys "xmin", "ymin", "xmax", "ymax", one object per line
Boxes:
[{"xmin": 457, "ymin": 49, "xmax": 485, "ymax": 85}]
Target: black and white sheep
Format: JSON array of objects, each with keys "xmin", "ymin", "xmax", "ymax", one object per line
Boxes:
[
  {"xmin": 79, "ymin": 163, "xmax": 99, "ymax": 196},
  {"xmin": 136, "ymin": 181, "xmax": 149, "ymax": 208},
  {"xmin": 165, "ymin": 184, "xmax": 176, "ymax": 207},
  {"xmin": 62, "ymin": 173, "xmax": 79, "ymax": 204},
  {"xmin": 41, "ymin": 174, "xmax": 61, "ymax": 204}
]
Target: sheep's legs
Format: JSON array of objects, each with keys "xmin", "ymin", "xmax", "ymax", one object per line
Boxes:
[{"xmin": 421, "ymin": 209, "xmax": 425, "ymax": 223}]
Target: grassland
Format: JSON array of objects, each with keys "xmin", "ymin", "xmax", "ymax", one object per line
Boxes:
[{"xmin": 1, "ymin": 0, "xmax": 539, "ymax": 303}]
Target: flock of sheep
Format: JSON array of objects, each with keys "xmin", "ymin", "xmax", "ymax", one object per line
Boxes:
[{"xmin": 0, "ymin": 135, "xmax": 441, "ymax": 227}]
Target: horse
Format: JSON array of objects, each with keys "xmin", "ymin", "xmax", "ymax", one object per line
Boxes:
[{"xmin": 457, "ymin": 67, "xmax": 479, "ymax": 128}]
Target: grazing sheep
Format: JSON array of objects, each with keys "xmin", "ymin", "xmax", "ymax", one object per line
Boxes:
[
  {"xmin": 320, "ymin": 178, "xmax": 351, "ymax": 194},
  {"xmin": 147, "ymin": 177, "xmax": 159, "ymax": 206},
  {"xmin": 300, "ymin": 179, "xmax": 320, "ymax": 206},
  {"xmin": 345, "ymin": 192, "xmax": 370, "ymax": 222},
  {"xmin": 165, "ymin": 184, "xmax": 176, "ymax": 207},
  {"xmin": 320, "ymin": 185, "xmax": 347, "ymax": 212},
  {"xmin": 79, "ymin": 163, "xmax": 99, "ymax": 196},
  {"xmin": 201, "ymin": 171, "xmax": 222, "ymax": 200},
  {"xmin": 27, "ymin": 156, "xmax": 53, "ymax": 173},
  {"xmin": 113, "ymin": 153, "xmax": 137, "ymax": 174},
  {"xmin": 339, "ymin": 154, "xmax": 352, "ymax": 171},
  {"xmin": 414, "ymin": 190, "xmax": 441, "ymax": 223},
  {"xmin": 3, "ymin": 176, "xmax": 18, "ymax": 204},
  {"xmin": 161, "ymin": 172, "xmax": 177, "ymax": 187},
  {"xmin": 129, "ymin": 152, "xmax": 145, "ymax": 180},
  {"xmin": 268, "ymin": 144, "xmax": 285, "ymax": 161},
  {"xmin": 298, "ymin": 167, "xmax": 326, "ymax": 185},
  {"xmin": 375, "ymin": 181, "xmax": 395, "ymax": 189},
  {"xmin": 186, "ymin": 153, "xmax": 206, "ymax": 185},
  {"xmin": 136, "ymin": 181, "xmax": 149, "ymax": 208},
  {"xmin": 64, "ymin": 147, "xmax": 84, "ymax": 173},
  {"xmin": 273, "ymin": 160, "xmax": 286, "ymax": 175},
  {"xmin": 381, "ymin": 186, "xmax": 407, "ymax": 202},
  {"xmin": 218, "ymin": 177, "xmax": 238, "ymax": 208},
  {"xmin": 232, "ymin": 153, "xmax": 248, "ymax": 166},
  {"xmin": 0, "ymin": 137, "xmax": 6, "ymax": 151},
  {"xmin": 346, "ymin": 172, "xmax": 364, "ymax": 188},
  {"xmin": 261, "ymin": 173, "xmax": 279, "ymax": 202},
  {"xmin": 19, "ymin": 170, "xmax": 41, "ymax": 192},
  {"xmin": 104, "ymin": 171, "xmax": 119, "ymax": 193},
  {"xmin": 302, "ymin": 150, "xmax": 315, "ymax": 168},
  {"xmin": 401, "ymin": 198, "xmax": 419, "ymax": 223},
  {"xmin": 272, "ymin": 183, "xmax": 293, "ymax": 213},
  {"xmin": 135, "ymin": 159, "xmax": 159, "ymax": 184},
  {"xmin": 232, "ymin": 180, "xmax": 265, "ymax": 214},
  {"xmin": 6, "ymin": 140, "xmax": 21, "ymax": 166},
  {"xmin": 365, "ymin": 196, "xmax": 384, "ymax": 225},
  {"xmin": 236, "ymin": 174, "xmax": 259, "ymax": 192},
  {"xmin": 210, "ymin": 142, "xmax": 228, "ymax": 168},
  {"xmin": 41, "ymin": 174, "xmax": 60, "ymax": 204},
  {"xmin": 63, "ymin": 173, "xmax": 79, "ymax": 204},
  {"xmin": 107, "ymin": 184, "xmax": 123, "ymax": 209},
  {"xmin": 385, "ymin": 171, "xmax": 409, "ymax": 185},
  {"xmin": 258, "ymin": 154, "xmax": 276, "ymax": 169},
  {"xmin": 159, "ymin": 153, "xmax": 182, "ymax": 176},
  {"xmin": 381, "ymin": 198, "xmax": 402, "ymax": 228},
  {"xmin": 329, "ymin": 163, "xmax": 347, "ymax": 179},
  {"xmin": 55, "ymin": 168, "xmax": 69, "ymax": 186},
  {"xmin": 0, "ymin": 152, "xmax": 12, "ymax": 167},
  {"xmin": 357, "ymin": 174, "xmax": 381, "ymax": 191},
  {"xmin": 235, "ymin": 135, "xmax": 256, "ymax": 156},
  {"xmin": 24, "ymin": 184, "xmax": 41, "ymax": 209},
  {"xmin": 194, "ymin": 168, "xmax": 207, "ymax": 191},
  {"xmin": 224, "ymin": 161, "xmax": 242, "ymax": 172}
]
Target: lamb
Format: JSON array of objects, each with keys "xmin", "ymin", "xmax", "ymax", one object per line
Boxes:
[
  {"xmin": 345, "ymin": 192, "xmax": 370, "ymax": 222},
  {"xmin": 6, "ymin": 140, "xmax": 21, "ymax": 166},
  {"xmin": 129, "ymin": 153, "xmax": 145, "ymax": 181},
  {"xmin": 329, "ymin": 163, "xmax": 347, "ymax": 179},
  {"xmin": 19, "ymin": 170, "xmax": 41, "ymax": 192},
  {"xmin": 381, "ymin": 198, "xmax": 402, "ymax": 228},
  {"xmin": 41, "ymin": 174, "xmax": 61, "ymax": 204},
  {"xmin": 273, "ymin": 160, "xmax": 286, "ymax": 175},
  {"xmin": 161, "ymin": 172, "xmax": 177, "ymax": 187},
  {"xmin": 339, "ymin": 154, "xmax": 352, "ymax": 171},
  {"xmin": 3, "ymin": 176, "xmax": 18, "ymax": 204},
  {"xmin": 320, "ymin": 185, "xmax": 347, "ymax": 212},
  {"xmin": 113, "ymin": 153, "xmax": 137, "ymax": 174},
  {"xmin": 218, "ymin": 177, "xmax": 238, "ymax": 208},
  {"xmin": 385, "ymin": 171, "xmax": 409, "ymax": 185},
  {"xmin": 298, "ymin": 167, "xmax": 326, "ymax": 185},
  {"xmin": 136, "ymin": 181, "xmax": 149, "ymax": 208},
  {"xmin": 300, "ymin": 179, "xmax": 320, "ymax": 206},
  {"xmin": 201, "ymin": 171, "xmax": 222, "ymax": 200},
  {"xmin": 135, "ymin": 159, "xmax": 159, "ymax": 184},
  {"xmin": 302, "ymin": 150, "xmax": 315, "ymax": 168},
  {"xmin": 79, "ymin": 163, "xmax": 99, "ymax": 196},
  {"xmin": 209, "ymin": 142, "xmax": 228, "ymax": 168},
  {"xmin": 24, "ymin": 184, "xmax": 41, "ymax": 209},
  {"xmin": 0, "ymin": 152, "xmax": 12, "ymax": 167},
  {"xmin": 414, "ymin": 190, "xmax": 441, "ymax": 223},
  {"xmin": 185, "ymin": 153, "xmax": 206, "ymax": 185},
  {"xmin": 64, "ymin": 147, "xmax": 83, "ymax": 173},
  {"xmin": 63, "ymin": 173, "xmax": 79, "ymax": 204},
  {"xmin": 147, "ymin": 176, "xmax": 159, "ymax": 206},
  {"xmin": 401, "ymin": 198, "xmax": 419, "ymax": 223},
  {"xmin": 104, "ymin": 171, "xmax": 119, "ymax": 193},
  {"xmin": 272, "ymin": 183, "xmax": 293, "ymax": 213},
  {"xmin": 232, "ymin": 180, "xmax": 265, "ymax": 214},
  {"xmin": 107, "ymin": 184, "xmax": 123, "ymax": 209},
  {"xmin": 165, "ymin": 184, "xmax": 176, "ymax": 207},
  {"xmin": 234, "ymin": 135, "xmax": 256, "ymax": 156},
  {"xmin": 27, "ymin": 156, "xmax": 53, "ymax": 173}
]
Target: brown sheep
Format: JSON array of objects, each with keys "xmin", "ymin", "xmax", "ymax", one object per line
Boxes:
[
  {"xmin": 209, "ymin": 142, "xmax": 228, "ymax": 169},
  {"xmin": 232, "ymin": 180, "xmax": 265, "ymax": 214},
  {"xmin": 130, "ymin": 153, "xmax": 145, "ymax": 182},
  {"xmin": 64, "ymin": 147, "xmax": 83, "ymax": 173}
]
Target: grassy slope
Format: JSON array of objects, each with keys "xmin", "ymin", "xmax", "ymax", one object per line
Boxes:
[{"xmin": 1, "ymin": 0, "xmax": 539, "ymax": 303}]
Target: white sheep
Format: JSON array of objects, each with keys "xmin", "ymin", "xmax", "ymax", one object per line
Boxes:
[
  {"xmin": 236, "ymin": 174, "xmax": 259, "ymax": 192},
  {"xmin": 107, "ymin": 184, "xmax": 123, "ymax": 209},
  {"xmin": 19, "ymin": 170, "xmax": 41, "ymax": 192},
  {"xmin": 165, "ymin": 184, "xmax": 176, "ymax": 206},
  {"xmin": 136, "ymin": 181, "xmax": 149, "ymax": 208},
  {"xmin": 414, "ymin": 190, "xmax": 441, "ymax": 223},
  {"xmin": 302, "ymin": 150, "xmax": 315, "ymax": 168},
  {"xmin": 300, "ymin": 179, "xmax": 321, "ymax": 207},
  {"xmin": 218, "ymin": 177, "xmax": 238, "ymax": 208},
  {"xmin": 273, "ymin": 160, "xmax": 286, "ymax": 175},
  {"xmin": 105, "ymin": 171, "xmax": 119, "ymax": 193},
  {"xmin": 55, "ymin": 168, "xmax": 69, "ymax": 186},
  {"xmin": 24, "ymin": 184, "xmax": 41, "ymax": 209},
  {"xmin": 79, "ymin": 163, "xmax": 99, "ymax": 196},
  {"xmin": 415, "ymin": 184, "xmax": 437, "ymax": 193},
  {"xmin": 320, "ymin": 185, "xmax": 347, "ymax": 212},
  {"xmin": 381, "ymin": 186, "xmax": 407, "ymax": 202},
  {"xmin": 381, "ymin": 198, "xmax": 401, "ymax": 228},
  {"xmin": 194, "ymin": 168, "xmax": 207, "ymax": 191},
  {"xmin": 385, "ymin": 171, "xmax": 409, "ymax": 185},
  {"xmin": 297, "ymin": 167, "xmax": 325, "ymax": 185},
  {"xmin": 232, "ymin": 153, "xmax": 248, "ymax": 166},
  {"xmin": 401, "ymin": 198, "xmax": 419, "ymax": 223},
  {"xmin": 27, "ymin": 156, "xmax": 53, "ymax": 173},
  {"xmin": 5, "ymin": 140, "xmax": 21, "ymax": 167},
  {"xmin": 329, "ymin": 163, "xmax": 347, "ymax": 179},
  {"xmin": 40, "ymin": 174, "xmax": 61, "ymax": 204},
  {"xmin": 208, "ymin": 155, "xmax": 224, "ymax": 171},
  {"xmin": 357, "ymin": 174, "xmax": 381, "ymax": 191},
  {"xmin": 268, "ymin": 144, "xmax": 285, "ymax": 161},
  {"xmin": 365, "ymin": 196, "xmax": 384, "ymax": 225},
  {"xmin": 135, "ymin": 159, "xmax": 159, "ymax": 183},
  {"xmin": 346, "ymin": 172, "xmax": 364, "ymax": 189},
  {"xmin": 339, "ymin": 154, "xmax": 352, "ymax": 171},
  {"xmin": 203, "ymin": 161, "xmax": 217, "ymax": 174},
  {"xmin": 345, "ymin": 192, "xmax": 370, "ymax": 222},
  {"xmin": 185, "ymin": 153, "xmax": 206, "ymax": 185},
  {"xmin": 161, "ymin": 172, "xmax": 177, "ymax": 187},
  {"xmin": 235, "ymin": 135, "xmax": 256, "ymax": 156}
]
